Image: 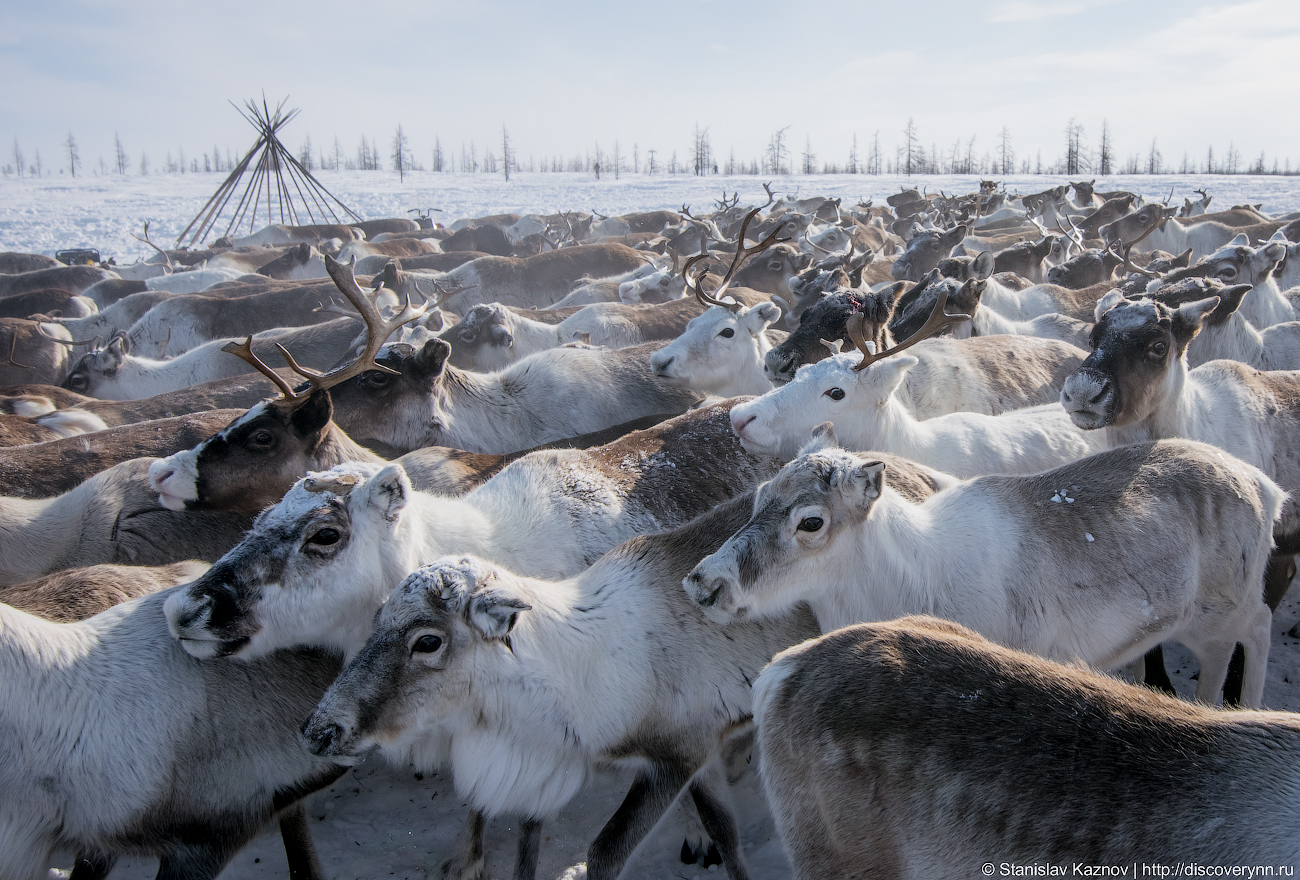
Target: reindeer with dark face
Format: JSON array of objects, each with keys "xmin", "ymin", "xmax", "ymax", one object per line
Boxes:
[
  {"xmin": 1061, "ymin": 293, "xmax": 1300, "ymax": 616},
  {"xmin": 889, "ymin": 225, "xmax": 966, "ymax": 282}
]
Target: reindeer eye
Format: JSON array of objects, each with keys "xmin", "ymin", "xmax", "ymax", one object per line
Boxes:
[
  {"xmin": 362, "ymin": 372, "xmax": 391, "ymax": 387},
  {"xmin": 718, "ymin": 328, "xmax": 735, "ymax": 338},
  {"xmin": 1217, "ymin": 267, "xmax": 1237, "ymax": 279},
  {"xmin": 458, "ymin": 330, "xmax": 475, "ymax": 343},
  {"xmin": 797, "ymin": 516, "xmax": 824, "ymax": 532},
  {"xmin": 307, "ymin": 528, "xmax": 340, "ymax": 546},
  {"xmin": 824, "ymin": 388, "xmax": 846, "ymax": 401},
  {"xmin": 412, "ymin": 634, "xmax": 443, "ymax": 654},
  {"xmin": 69, "ymin": 374, "xmax": 88, "ymax": 391},
  {"xmin": 1149, "ymin": 342, "xmax": 1168, "ymax": 358},
  {"xmin": 251, "ymin": 430, "xmax": 274, "ymax": 446}
]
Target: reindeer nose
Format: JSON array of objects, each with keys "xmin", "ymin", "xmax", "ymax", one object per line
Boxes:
[
  {"xmin": 302, "ymin": 720, "xmax": 345, "ymax": 756},
  {"xmin": 653, "ymin": 355, "xmax": 675, "ymax": 375},
  {"xmin": 732, "ymin": 413, "xmax": 757, "ymax": 438}
]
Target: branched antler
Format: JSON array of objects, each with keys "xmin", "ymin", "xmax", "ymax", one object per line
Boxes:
[
  {"xmin": 222, "ymin": 255, "xmax": 426, "ymax": 400},
  {"xmin": 131, "ymin": 221, "xmax": 175, "ymax": 272},
  {"xmin": 846, "ymin": 285, "xmax": 971, "ymax": 372},
  {"xmin": 1104, "ymin": 211, "xmax": 1165, "ymax": 280},
  {"xmin": 682, "ymin": 206, "xmax": 793, "ymax": 312}
]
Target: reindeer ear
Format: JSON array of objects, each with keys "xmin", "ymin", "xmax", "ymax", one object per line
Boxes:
[
  {"xmin": 1095, "ymin": 289, "xmax": 1126, "ymax": 322},
  {"xmin": 361, "ymin": 463, "xmax": 412, "ymax": 522},
  {"xmin": 468, "ymin": 591, "xmax": 531, "ymax": 641},
  {"xmin": 744, "ymin": 302, "xmax": 781, "ymax": 333},
  {"xmin": 1228, "ymin": 233, "xmax": 1250, "ymax": 247},
  {"xmin": 835, "ymin": 459, "xmax": 885, "ymax": 517},
  {"xmin": 421, "ymin": 309, "xmax": 446, "ymax": 332},
  {"xmin": 415, "ymin": 338, "xmax": 451, "ymax": 378},
  {"xmin": 971, "ymin": 250, "xmax": 994, "ymax": 280},
  {"xmin": 290, "ymin": 388, "xmax": 334, "ymax": 436},
  {"xmin": 1172, "ymin": 297, "xmax": 1221, "ymax": 348},
  {"xmin": 799, "ymin": 421, "xmax": 839, "ymax": 457},
  {"xmin": 1205, "ymin": 285, "xmax": 1252, "ymax": 325}
]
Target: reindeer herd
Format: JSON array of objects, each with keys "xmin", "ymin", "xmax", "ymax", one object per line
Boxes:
[{"xmin": 2, "ymin": 180, "xmax": 1300, "ymax": 880}]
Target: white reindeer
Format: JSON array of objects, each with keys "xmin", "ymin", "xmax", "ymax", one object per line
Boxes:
[{"xmin": 686, "ymin": 431, "xmax": 1281, "ymax": 708}]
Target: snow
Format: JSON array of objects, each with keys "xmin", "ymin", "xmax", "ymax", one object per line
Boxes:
[
  {"xmin": 3, "ymin": 171, "xmax": 1299, "ymax": 264},
  {"xmin": 17, "ymin": 170, "xmax": 1300, "ymax": 879}
]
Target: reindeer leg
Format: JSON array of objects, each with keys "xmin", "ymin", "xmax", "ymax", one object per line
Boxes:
[
  {"xmin": 1225, "ymin": 552, "xmax": 1295, "ymax": 705},
  {"xmin": 68, "ymin": 851, "xmax": 116, "ymax": 880},
  {"xmin": 580, "ymin": 761, "xmax": 693, "ymax": 880},
  {"xmin": 279, "ymin": 803, "xmax": 326, "ymax": 880},
  {"xmin": 511, "ymin": 817, "xmax": 543, "ymax": 880},
  {"xmin": 1141, "ymin": 644, "xmax": 1177, "ymax": 696},
  {"xmin": 689, "ymin": 772, "xmax": 750, "ymax": 880},
  {"xmin": 441, "ymin": 809, "xmax": 486, "ymax": 880}
]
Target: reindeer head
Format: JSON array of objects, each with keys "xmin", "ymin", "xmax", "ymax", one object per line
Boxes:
[
  {"xmin": 685, "ymin": 424, "xmax": 881, "ymax": 624},
  {"xmin": 163, "ymin": 461, "xmax": 423, "ymax": 662},
  {"xmin": 1060, "ymin": 293, "xmax": 1219, "ymax": 431},
  {"xmin": 301, "ymin": 556, "xmax": 533, "ymax": 762}
]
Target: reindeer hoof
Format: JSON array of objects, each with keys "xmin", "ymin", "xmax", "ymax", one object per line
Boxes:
[{"xmin": 439, "ymin": 856, "xmax": 484, "ymax": 880}]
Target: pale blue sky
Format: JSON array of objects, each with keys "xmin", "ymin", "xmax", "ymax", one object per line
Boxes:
[{"xmin": 1, "ymin": 0, "xmax": 1296, "ymax": 174}]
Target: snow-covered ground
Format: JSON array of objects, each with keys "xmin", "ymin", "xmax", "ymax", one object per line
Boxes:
[
  {"xmin": 3, "ymin": 171, "xmax": 1299, "ymax": 263},
  {"xmin": 18, "ymin": 171, "xmax": 1300, "ymax": 879}
]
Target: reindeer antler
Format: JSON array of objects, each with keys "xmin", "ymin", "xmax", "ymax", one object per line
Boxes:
[
  {"xmin": 846, "ymin": 284, "xmax": 971, "ymax": 372},
  {"xmin": 1104, "ymin": 211, "xmax": 1165, "ymax": 280},
  {"xmin": 761, "ymin": 182, "xmax": 777, "ymax": 209},
  {"xmin": 682, "ymin": 206, "xmax": 793, "ymax": 312},
  {"xmin": 131, "ymin": 221, "xmax": 175, "ymax": 272},
  {"xmin": 222, "ymin": 255, "xmax": 426, "ymax": 400}
]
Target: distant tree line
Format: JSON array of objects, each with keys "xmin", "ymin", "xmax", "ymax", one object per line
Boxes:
[{"xmin": 3, "ymin": 119, "xmax": 1297, "ymax": 179}]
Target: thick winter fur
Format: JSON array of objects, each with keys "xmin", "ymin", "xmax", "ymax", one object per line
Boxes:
[
  {"xmin": 299, "ymin": 495, "xmax": 827, "ymax": 880},
  {"xmin": 0, "ymin": 561, "xmax": 209, "ymax": 621},
  {"xmin": 0, "ymin": 406, "xmax": 107, "ymax": 447},
  {"xmin": 753, "ymin": 617, "xmax": 1300, "ymax": 880},
  {"xmin": 64, "ymin": 318, "xmax": 366, "ymax": 400},
  {"xmin": 0, "ymin": 457, "xmax": 252, "ymax": 586},
  {"xmin": 124, "ymin": 278, "xmax": 389, "ymax": 358},
  {"xmin": 435, "ymin": 244, "xmax": 649, "ymax": 312},
  {"xmin": 163, "ymin": 400, "xmax": 781, "ymax": 661},
  {"xmin": 687, "ymin": 437, "xmax": 1282, "ymax": 706},
  {"xmin": 0, "ymin": 409, "xmax": 244, "ymax": 499},
  {"xmin": 0, "ymin": 318, "xmax": 75, "ymax": 386},
  {"xmin": 326, "ymin": 338, "xmax": 700, "ymax": 454},
  {"xmin": 732, "ymin": 343, "xmax": 1090, "ymax": 461},
  {"xmin": 0, "ymin": 590, "xmax": 344, "ymax": 880},
  {"xmin": 733, "ymin": 352, "xmax": 1102, "ymax": 472},
  {"xmin": 441, "ymin": 291, "xmax": 771, "ymax": 373}
]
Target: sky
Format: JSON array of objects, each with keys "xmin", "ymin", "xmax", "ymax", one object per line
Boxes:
[{"xmin": 1, "ymin": 0, "xmax": 1297, "ymax": 176}]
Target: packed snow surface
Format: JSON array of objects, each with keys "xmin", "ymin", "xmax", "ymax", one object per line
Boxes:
[{"xmin": 3, "ymin": 171, "xmax": 1298, "ymax": 262}]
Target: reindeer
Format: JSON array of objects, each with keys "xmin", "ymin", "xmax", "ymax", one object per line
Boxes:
[
  {"xmin": 1, "ymin": 560, "xmax": 209, "ymax": 622},
  {"xmin": 733, "ymin": 291, "xmax": 1101, "ymax": 471},
  {"xmin": 687, "ymin": 430, "xmax": 1280, "ymax": 708},
  {"xmin": 163, "ymin": 401, "xmax": 791, "ymax": 880},
  {"xmin": 0, "ymin": 410, "xmax": 244, "ymax": 498},
  {"xmin": 295, "ymin": 465, "xmax": 934, "ymax": 880},
  {"xmin": 650, "ymin": 207, "xmax": 792, "ymax": 397},
  {"xmin": 432, "ymin": 243, "xmax": 649, "ymax": 311},
  {"xmin": 753, "ymin": 617, "xmax": 1300, "ymax": 880},
  {"xmin": 0, "ymin": 588, "xmax": 344, "ymax": 880},
  {"xmin": 0, "ymin": 457, "xmax": 251, "ymax": 586}
]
